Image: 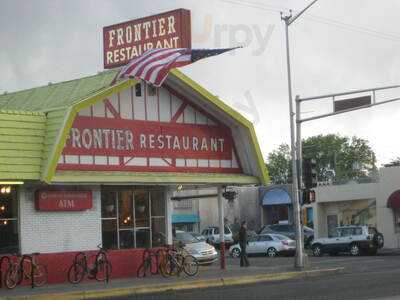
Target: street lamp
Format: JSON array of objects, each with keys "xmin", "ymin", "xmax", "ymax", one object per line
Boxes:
[{"xmin": 281, "ymin": 0, "xmax": 319, "ymax": 269}]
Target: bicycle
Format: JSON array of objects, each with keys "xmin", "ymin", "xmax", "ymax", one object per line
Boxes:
[
  {"xmin": 5, "ymin": 253, "xmax": 48, "ymax": 289},
  {"xmin": 159, "ymin": 244, "xmax": 199, "ymax": 277},
  {"xmin": 68, "ymin": 244, "xmax": 112, "ymax": 284},
  {"xmin": 137, "ymin": 248, "xmax": 159, "ymax": 278}
]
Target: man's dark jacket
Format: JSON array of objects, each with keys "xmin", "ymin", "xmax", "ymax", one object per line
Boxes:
[{"xmin": 238, "ymin": 226, "xmax": 247, "ymax": 246}]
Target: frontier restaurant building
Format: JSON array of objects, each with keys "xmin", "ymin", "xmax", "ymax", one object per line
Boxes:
[{"xmin": 0, "ymin": 69, "xmax": 267, "ymax": 283}]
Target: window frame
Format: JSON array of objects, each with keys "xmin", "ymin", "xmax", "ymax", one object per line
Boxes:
[
  {"xmin": 0, "ymin": 187, "xmax": 19, "ymax": 254},
  {"xmin": 101, "ymin": 188, "xmax": 166, "ymax": 249}
]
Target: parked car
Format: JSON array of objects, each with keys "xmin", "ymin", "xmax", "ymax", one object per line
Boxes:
[
  {"xmin": 229, "ymin": 234, "xmax": 296, "ymax": 258},
  {"xmin": 201, "ymin": 226, "xmax": 234, "ymax": 246},
  {"xmin": 174, "ymin": 231, "xmax": 218, "ymax": 265},
  {"xmin": 311, "ymin": 225, "xmax": 384, "ymax": 256},
  {"xmin": 259, "ymin": 224, "xmax": 314, "ymax": 247},
  {"xmin": 189, "ymin": 232, "xmax": 206, "ymax": 242}
]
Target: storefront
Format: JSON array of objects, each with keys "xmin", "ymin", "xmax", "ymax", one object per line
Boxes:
[
  {"xmin": 0, "ymin": 68, "xmax": 268, "ymax": 283},
  {"xmin": 260, "ymin": 185, "xmax": 293, "ymax": 226}
]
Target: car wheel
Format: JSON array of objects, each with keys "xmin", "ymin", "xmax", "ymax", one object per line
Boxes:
[
  {"xmin": 312, "ymin": 244, "xmax": 323, "ymax": 257},
  {"xmin": 231, "ymin": 248, "xmax": 241, "ymax": 258},
  {"xmin": 266, "ymin": 247, "xmax": 277, "ymax": 258},
  {"xmin": 350, "ymin": 243, "xmax": 360, "ymax": 256}
]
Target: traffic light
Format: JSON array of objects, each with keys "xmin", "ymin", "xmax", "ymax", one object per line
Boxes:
[
  {"xmin": 303, "ymin": 158, "xmax": 317, "ymax": 189},
  {"xmin": 302, "ymin": 189, "xmax": 316, "ymax": 205}
]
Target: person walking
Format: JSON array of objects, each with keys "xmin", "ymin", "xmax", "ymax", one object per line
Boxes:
[{"xmin": 239, "ymin": 221, "xmax": 250, "ymax": 267}]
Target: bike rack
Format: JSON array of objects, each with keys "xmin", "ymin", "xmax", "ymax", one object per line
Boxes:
[
  {"xmin": 21, "ymin": 255, "xmax": 34, "ymax": 289},
  {"xmin": 0, "ymin": 255, "xmax": 11, "ymax": 289}
]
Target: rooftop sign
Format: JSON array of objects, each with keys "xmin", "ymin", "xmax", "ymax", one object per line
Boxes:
[{"xmin": 103, "ymin": 9, "xmax": 191, "ymax": 69}]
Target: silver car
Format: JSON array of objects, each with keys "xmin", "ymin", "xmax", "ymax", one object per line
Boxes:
[
  {"xmin": 229, "ymin": 234, "xmax": 296, "ymax": 258},
  {"xmin": 174, "ymin": 231, "xmax": 218, "ymax": 264}
]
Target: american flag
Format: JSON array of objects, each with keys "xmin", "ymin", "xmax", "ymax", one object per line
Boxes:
[{"xmin": 114, "ymin": 47, "xmax": 240, "ymax": 87}]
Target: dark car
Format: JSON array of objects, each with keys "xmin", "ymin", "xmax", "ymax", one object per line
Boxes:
[{"xmin": 259, "ymin": 224, "xmax": 314, "ymax": 247}]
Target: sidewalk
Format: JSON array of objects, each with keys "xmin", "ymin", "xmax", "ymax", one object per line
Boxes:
[{"xmin": 0, "ymin": 263, "xmax": 344, "ymax": 300}]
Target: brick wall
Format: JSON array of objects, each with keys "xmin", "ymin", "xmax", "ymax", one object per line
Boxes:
[{"xmin": 20, "ymin": 186, "xmax": 102, "ymax": 254}]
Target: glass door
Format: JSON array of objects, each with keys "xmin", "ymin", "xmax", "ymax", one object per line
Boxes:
[{"xmin": 0, "ymin": 186, "xmax": 19, "ymax": 254}]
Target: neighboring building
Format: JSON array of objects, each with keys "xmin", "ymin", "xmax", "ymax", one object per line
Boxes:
[
  {"xmin": 260, "ymin": 185, "xmax": 294, "ymax": 226},
  {"xmin": 172, "ymin": 186, "xmax": 261, "ymax": 233},
  {"xmin": 312, "ymin": 166, "xmax": 400, "ymax": 249}
]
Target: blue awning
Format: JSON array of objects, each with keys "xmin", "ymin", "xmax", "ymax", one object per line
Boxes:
[
  {"xmin": 172, "ymin": 214, "xmax": 200, "ymax": 223},
  {"xmin": 261, "ymin": 188, "xmax": 292, "ymax": 206}
]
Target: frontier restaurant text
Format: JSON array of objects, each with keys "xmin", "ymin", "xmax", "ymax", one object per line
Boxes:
[{"xmin": 103, "ymin": 9, "xmax": 191, "ymax": 68}]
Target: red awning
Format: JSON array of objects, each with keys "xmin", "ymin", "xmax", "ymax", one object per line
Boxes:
[{"xmin": 387, "ymin": 190, "xmax": 400, "ymax": 210}]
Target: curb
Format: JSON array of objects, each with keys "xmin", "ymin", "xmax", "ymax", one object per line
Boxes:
[{"xmin": 0, "ymin": 267, "xmax": 345, "ymax": 300}]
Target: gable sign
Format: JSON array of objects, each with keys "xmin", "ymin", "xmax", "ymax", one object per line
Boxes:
[
  {"xmin": 64, "ymin": 116, "xmax": 232, "ymax": 160},
  {"xmin": 103, "ymin": 9, "xmax": 191, "ymax": 69},
  {"xmin": 57, "ymin": 83, "xmax": 241, "ymax": 174}
]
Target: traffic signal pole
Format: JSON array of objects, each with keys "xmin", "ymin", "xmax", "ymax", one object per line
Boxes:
[{"xmin": 281, "ymin": 0, "xmax": 319, "ymax": 270}]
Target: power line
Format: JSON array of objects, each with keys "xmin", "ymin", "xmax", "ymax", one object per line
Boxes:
[{"xmin": 218, "ymin": 0, "xmax": 400, "ymax": 43}]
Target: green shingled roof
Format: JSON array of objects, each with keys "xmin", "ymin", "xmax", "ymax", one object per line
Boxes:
[{"xmin": 0, "ymin": 70, "xmax": 118, "ymax": 112}]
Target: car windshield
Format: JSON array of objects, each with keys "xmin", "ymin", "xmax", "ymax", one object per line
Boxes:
[{"xmin": 175, "ymin": 232, "xmax": 199, "ymax": 244}]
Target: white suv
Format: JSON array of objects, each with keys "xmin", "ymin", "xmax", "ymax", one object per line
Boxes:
[
  {"xmin": 201, "ymin": 226, "xmax": 234, "ymax": 246},
  {"xmin": 312, "ymin": 225, "xmax": 384, "ymax": 256}
]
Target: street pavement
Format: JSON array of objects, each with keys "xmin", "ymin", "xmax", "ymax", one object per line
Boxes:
[
  {"xmin": 107, "ymin": 252, "xmax": 400, "ymax": 300},
  {"xmin": 1, "ymin": 251, "xmax": 400, "ymax": 300}
]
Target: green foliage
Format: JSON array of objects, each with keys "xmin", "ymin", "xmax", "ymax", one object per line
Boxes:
[
  {"xmin": 266, "ymin": 134, "xmax": 377, "ymax": 184},
  {"xmin": 266, "ymin": 144, "xmax": 292, "ymax": 184}
]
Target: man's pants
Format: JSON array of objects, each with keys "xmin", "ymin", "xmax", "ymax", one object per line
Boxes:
[{"xmin": 240, "ymin": 243, "xmax": 250, "ymax": 267}]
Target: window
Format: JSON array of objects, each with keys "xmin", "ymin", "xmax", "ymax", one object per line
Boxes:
[
  {"xmin": 173, "ymin": 199, "xmax": 193, "ymax": 209},
  {"xmin": 135, "ymin": 83, "xmax": 142, "ymax": 97},
  {"xmin": 101, "ymin": 188, "xmax": 166, "ymax": 249},
  {"xmin": 147, "ymin": 85, "xmax": 156, "ymax": 96},
  {"xmin": 258, "ymin": 235, "xmax": 273, "ymax": 242},
  {"xmin": 351, "ymin": 227, "xmax": 363, "ymax": 235},
  {"xmin": 0, "ymin": 187, "xmax": 18, "ymax": 254},
  {"xmin": 339, "ymin": 228, "xmax": 352, "ymax": 237}
]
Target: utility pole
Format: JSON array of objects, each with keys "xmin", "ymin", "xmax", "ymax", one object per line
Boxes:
[{"xmin": 281, "ymin": 0, "xmax": 319, "ymax": 269}]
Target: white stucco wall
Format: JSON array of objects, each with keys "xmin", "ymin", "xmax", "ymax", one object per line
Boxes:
[
  {"xmin": 377, "ymin": 167, "xmax": 400, "ymax": 248},
  {"xmin": 20, "ymin": 186, "xmax": 102, "ymax": 254}
]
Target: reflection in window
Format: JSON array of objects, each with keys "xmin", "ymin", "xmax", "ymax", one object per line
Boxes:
[
  {"xmin": 119, "ymin": 230, "xmax": 135, "ymax": 249},
  {"xmin": 152, "ymin": 218, "xmax": 166, "ymax": 247},
  {"xmin": 136, "ymin": 229, "xmax": 150, "ymax": 248},
  {"xmin": 101, "ymin": 191, "xmax": 117, "ymax": 218},
  {"xmin": 135, "ymin": 191, "xmax": 149, "ymax": 228},
  {"xmin": 0, "ymin": 187, "xmax": 18, "ymax": 254},
  {"xmin": 102, "ymin": 219, "xmax": 118, "ymax": 249},
  {"xmin": 119, "ymin": 191, "xmax": 133, "ymax": 229}
]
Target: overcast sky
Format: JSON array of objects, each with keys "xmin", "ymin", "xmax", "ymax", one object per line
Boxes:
[{"xmin": 1, "ymin": 0, "xmax": 400, "ymax": 166}]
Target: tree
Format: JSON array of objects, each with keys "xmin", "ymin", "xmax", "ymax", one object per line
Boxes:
[
  {"xmin": 266, "ymin": 144, "xmax": 292, "ymax": 184},
  {"xmin": 266, "ymin": 134, "xmax": 377, "ymax": 185}
]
